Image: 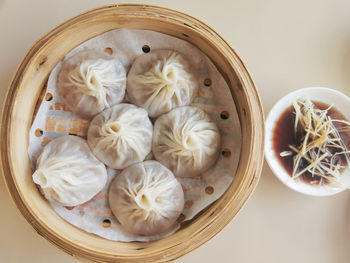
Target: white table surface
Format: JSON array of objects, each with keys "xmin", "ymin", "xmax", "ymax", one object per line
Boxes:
[{"xmin": 1, "ymin": 0, "xmax": 350, "ymax": 262}]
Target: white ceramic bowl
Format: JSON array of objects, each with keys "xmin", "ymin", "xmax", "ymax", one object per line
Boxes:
[{"xmin": 265, "ymin": 87, "xmax": 350, "ymax": 196}]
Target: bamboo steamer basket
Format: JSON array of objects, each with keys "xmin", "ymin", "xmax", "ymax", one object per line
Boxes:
[{"xmin": 0, "ymin": 4, "xmax": 264, "ymax": 263}]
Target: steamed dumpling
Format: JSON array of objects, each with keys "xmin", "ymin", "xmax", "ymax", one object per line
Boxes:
[
  {"xmin": 109, "ymin": 160, "xmax": 184, "ymax": 236},
  {"xmin": 87, "ymin": 103, "xmax": 153, "ymax": 169},
  {"xmin": 153, "ymin": 106, "xmax": 221, "ymax": 178},
  {"xmin": 127, "ymin": 50, "xmax": 198, "ymax": 117},
  {"xmin": 32, "ymin": 135, "xmax": 107, "ymax": 207},
  {"xmin": 58, "ymin": 50, "xmax": 126, "ymax": 119}
]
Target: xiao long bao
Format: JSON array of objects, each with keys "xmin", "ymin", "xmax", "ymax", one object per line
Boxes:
[
  {"xmin": 58, "ymin": 50, "xmax": 126, "ymax": 119},
  {"xmin": 153, "ymin": 106, "xmax": 221, "ymax": 178},
  {"xmin": 87, "ymin": 103, "xmax": 153, "ymax": 169},
  {"xmin": 127, "ymin": 50, "xmax": 198, "ymax": 118},
  {"xmin": 32, "ymin": 135, "xmax": 108, "ymax": 207},
  {"xmin": 108, "ymin": 161, "xmax": 185, "ymax": 236}
]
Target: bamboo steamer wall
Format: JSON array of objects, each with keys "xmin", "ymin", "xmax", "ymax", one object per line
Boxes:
[{"xmin": 0, "ymin": 4, "xmax": 264, "ymax": 263}]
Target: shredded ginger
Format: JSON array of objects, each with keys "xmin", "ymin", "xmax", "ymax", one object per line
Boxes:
[{"xmin": 280, "ymin": 99, "xmax": 350, "ymax": 188}]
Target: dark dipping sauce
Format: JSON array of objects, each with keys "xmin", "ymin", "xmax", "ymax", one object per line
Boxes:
[{"xmin": 272, "ymin": 101, "xmax": 350, "ymax": 185}]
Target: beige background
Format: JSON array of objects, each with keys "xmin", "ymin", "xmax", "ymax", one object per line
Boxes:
[{"xmin": 1, "ymin": 0, "xmax": 350, "ymax": 262}]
